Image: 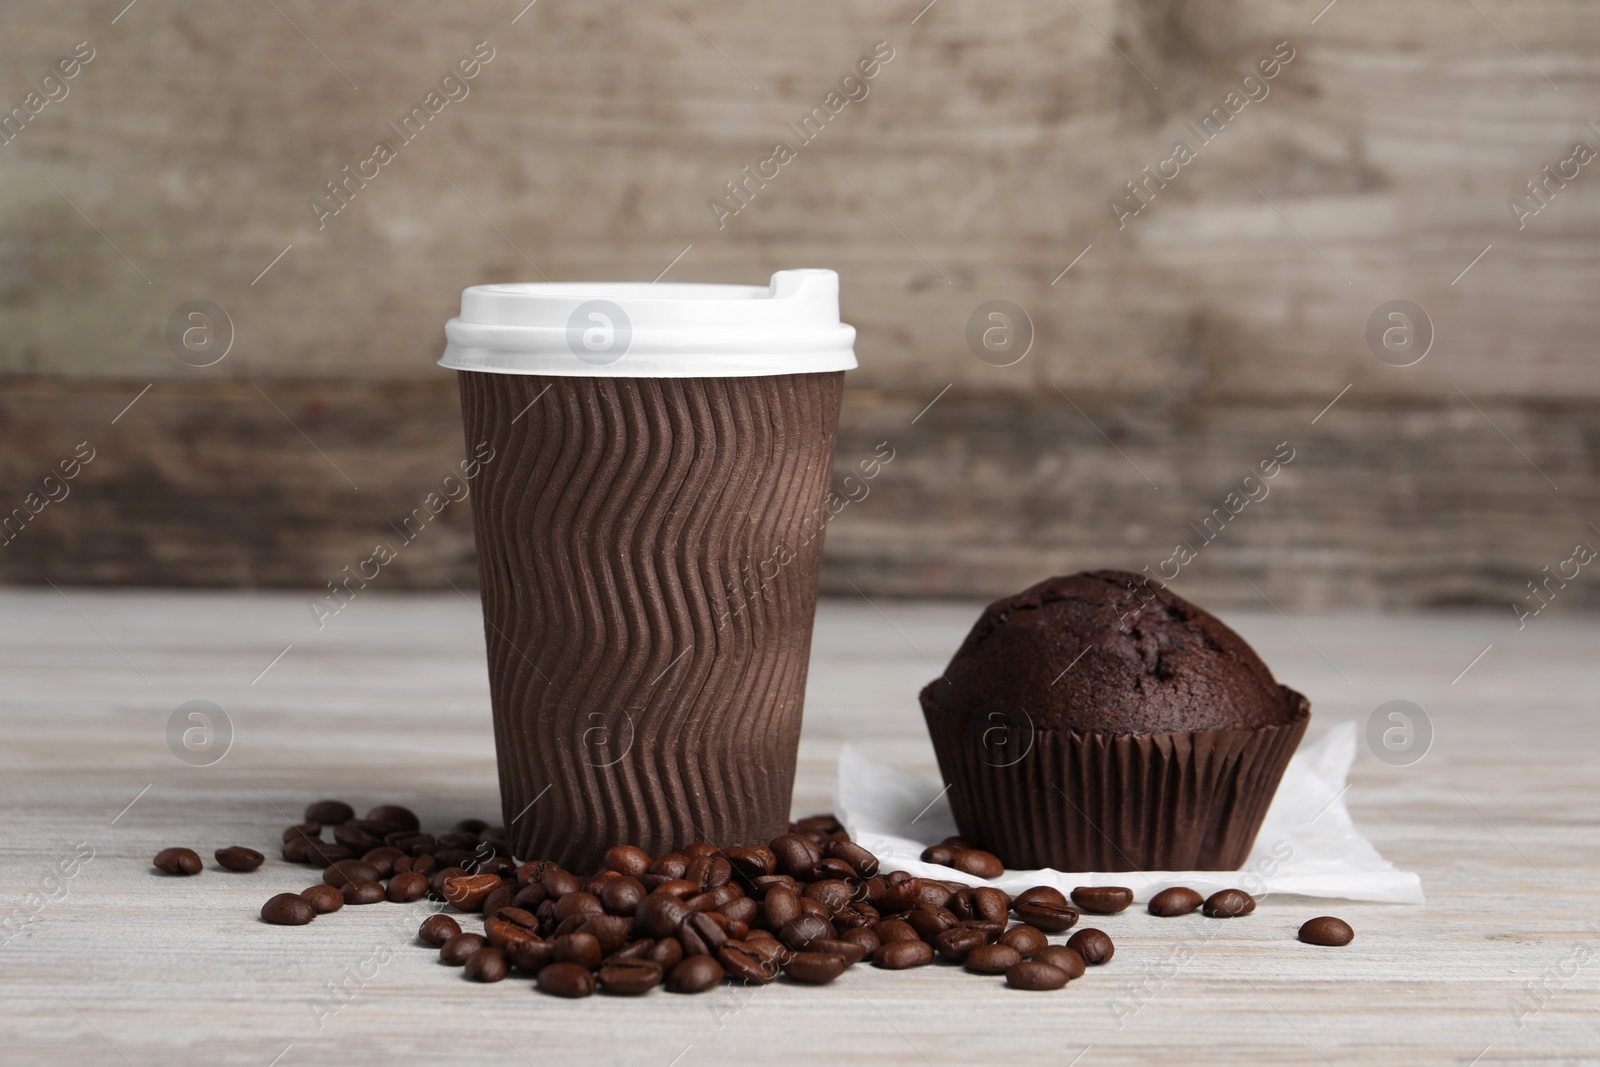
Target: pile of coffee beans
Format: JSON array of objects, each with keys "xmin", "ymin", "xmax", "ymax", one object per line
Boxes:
[{"xmin": 159, "ymin": 799, "xmax": 1352, "ymax": 1001}]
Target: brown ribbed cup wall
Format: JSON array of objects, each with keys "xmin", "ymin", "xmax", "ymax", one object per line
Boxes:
[
  {"xmin": 456, "ymin": 370, "xmax": 844, "ymax": 871},
  {"xmin": 921, "ymin": 686, "xmax": 1310, "ymax": 871}
]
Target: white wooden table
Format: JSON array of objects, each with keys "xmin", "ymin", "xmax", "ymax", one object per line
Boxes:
[{"xmin": 1, "ymin": 589, "xmax": 1595, "ymax": 1066}]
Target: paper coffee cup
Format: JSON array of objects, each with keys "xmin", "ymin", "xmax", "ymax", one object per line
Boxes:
[{"xmin": 440, "ymin": 270, "xmax": 855, "ymax": 870}]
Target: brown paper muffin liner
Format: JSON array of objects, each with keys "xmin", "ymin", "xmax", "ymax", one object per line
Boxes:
[{"xmin": 920, "ymin": 685, "xmax": 1310, "ymax": 872}]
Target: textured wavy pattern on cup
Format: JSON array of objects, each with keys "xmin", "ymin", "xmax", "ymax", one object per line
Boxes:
[
  {"xmin": 458, "ymin": 370, "xmax": 844, "ymax": 871},
  {"xmin": 921, "ymin": 686, "xmax": 1310, "ymax": 872}
]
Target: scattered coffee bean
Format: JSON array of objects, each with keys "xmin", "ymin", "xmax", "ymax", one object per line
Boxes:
[
  {"xmin": 998, "ymin": 924, "xmax": 1048, "ymax": 958},
  {"xmin": 443, "ymin": 873, "xmax": 502, "ymax": 911},
  {"xmin": 261, "ymin": 892, "xmax": 315, "ymax": 926},
  {"xmin": 840, "ymin": 926, "xmax": 881, "ymax": 958},
  {"xmin": 1148, "ymin": 886, "xmax": 1204, "ymax": 917},
  {"xmin": 920, "ymin": 844, "xmax": 956, "ymax": 866},
  {"xmin": 934, "ymin": 925, "xmax": 991, "ymax": 962},
  {"xmin": 951, "ymin": 850, "xmax": 1005, "ymax": 879},
  {"xmin": 214, "ymin": 846, "xmax": 264, "ymax": 872},
  {"xmin": 1298, "ymin": 916, "xmax": 1354, "ymax": 946},
  {"xmin": 360, "ymin": 846, "xmax": 404, "ymax": 878},
  {"xmin": 1035, "ymin": 945, "xmax": 1086, "ymax": 979},
  {"xmin": 341, "ymin": 880, "xmax": 385, "ymax": 906},
  {"xmin": 665, "ymin": 954, "xmax": 724, "ymax": 993},
  {"xmin": 1203, "ymin": 888, "xmax": 1256, "ymax": 918},
  {"xmin": 419, "ymin": 914, "xmax": 461, "ymax": 946},
  {"xmin": 770, "ymin": 834, "xmax": 823, "ymax": 879},
  {"xmin": 553, "ymin": 932, "xmax": 603, "ymax": 969},
  {"xmin": 505, "ymin": 938, "xmax": 555, "ymax": 974},
  {"xmin": 603, "ymin": 844, "xmax": 652, "ymax": 878},
  {"xmin": 1067, "ymin": 928, "xmax": 1114, "ymax": 965},
  {"xmin": 1070, "ymin": 885, "xmax": 1133, "ymax": 914},
  {"xmin": 465, "ymin": 947, "xmax": 508, "ymax": 982},
  {"xmin": 1006, "ymin": 960, "xmax": 1069, "ymax": 990},
  {"xmin": 779, "ymin": 914, "xmax": 834, "ymax": 951},
  {"xmin": 387, "ymin": 871, "xmax": 428, "ymax": 903},
  {"xmin": 538, "ymin": 961, "xmax": 597, "ymax": 998},
  {"xmin": 719, "ymin": 940, "xmax": 779, "ymax": 985},
  {"xmin": 964, "ymin": 943, "xmax": 1022, "ymax": 975},
  {"xmin": 785, "ymin": 951, "xmax": 847, "ymax": 984},
  {"xmin": 153, "ymin": 847, "xmax": 202, "ymax": 876},
  {"xmin": 825, "ymin": 839, "xmax": 880, "ymax": 879},
  {"xmin": 973, "ymin": 887, "xmax": 1010, "ymax": 924},
  {"xmin": 1012, "ymin": 886, "xmax": 1079, "ymax": 933},
  {"xmin": 305, "ymin": 800, "xmax": 354, "ymax": 825},
  {"xmin": 439, "ymin": 933, "xmax": 485, "ymax": 966},
  {"xmin": 300, "ymin": 885, "xmax": 344, "ymax": 914},
  {"xmin": 598, "ymin": 958, "xmax": 663, "ymax": 995},
  {"xmin": 322, "ymin": 860, "xmax": 379, "ymax": 888},
  {"xmin": 365, "ymin": 804, "xmax": 420, "ymax": 832},
  {"xmin": 637, "ymin": 892, "xmax": 692, "ymax": 939},
  {"xmin": 649, "ymin": 937, "xmax": 684, "ymax": 970},
  {"xmin": 874, "ymin": 939, "xmax": 935, "ymax": 969}
]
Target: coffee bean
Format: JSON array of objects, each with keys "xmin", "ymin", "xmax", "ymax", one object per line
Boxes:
[
  {"xmin": 685, "ymin": 912, "xmax": 728, "ymax": 953},
  {"xmin": 934, "ymin": 927, "xmax": 992, "ymax": 966},
  {"xmin": 553, "ymin": 891, "xmax": 604, "ymax": 922},
  {"xmin": 341, "ymin": 879, "xmax": 385, "ymax": 905},
  {"xmin": 481, "ymin": 883, "xmax": 516, "ymax": 916},
  {"xmin": 1032, "ymin": 944, "xmax": 1082, "ymax": 978},
  {"xmin": 649, "ymin": 936, "xmax": 684, "ymax": 970},
  {"xmin": 920, "ymin": 844, "xmax": 957, "ymax": 866},
  {"xmin": 648, "ymin": 853, "xmax": 689, "ymax": 881},
  {"xmin": 388, "ymin": 871, "xmax": 429, "ymax": 903},
  {"xmin": 608, "ymin": 938, "xmax": 654, "ymax": 962},
  {"xmin": 779, "ymin": 915, "xmax": 835, "ymax": 950},
  {"xmin": 795, "ymin": 814, "xmax": 844, "ymax": 839},
  {"xmin": 538, "ymin": 961, "xmax": 597, "ymax": 998},
  {"xmin": 873, "ymin": 919, "xmax": 920, "ymax": 944},
  {"xmin": 824, "ymin": 839, "xmax": 879, "ymax": 879},
  {"xmin": 333, "ymin": 822, "xmax": 385, "ymax": 853},
  {"xmin": 666, "ymin": 954, "xmax": 724, "ymax": 993},
  {"xmin": 880, "ymin": 877, "xmax": 922, "ymax": 913},
  {"xmin": 552, "ymin": 932, "xmax": 603, "ymax": 969},
  {"xmin": 973, "ymin": 887, "xmax": 1011, "ymax": 924},
  {"xmin": 770, "ymin": 834, "xmax": 823, "ymax": 879},
  {"xmin": 719, "ymin": 940, "xmax": 779, "ymax": 984},
  {"xmin": 844, "ymin": 927, "xmax": 883, "ymax": 959},
  {"xmin": 485, "ymin": 914, "xmax": 540, "ymax": 950},
  {"xmin": 803, "ymin": 879, "xmax": 852, "ymax": 914},
  {"xmin": 364, "ymin": 804, "xmax": 420, "ymax": 832},
  {"xmin": 214, "ymin": 846, "xmax": 264, "ymax": 872},
  {"xmin": 1006, "ymin": 960, "xmax": 1069, "ymax": 990},
  {"xmin": 1148, "ymin": 886, "xmax": 1204, "ymax": 917},
  {"xmin": 807, "ymin": 937, "xmax": 867, "ymax": 966},
  {"xmin": 283, "ymin": 822, "xmax": 321, "ymax": 842},
  {"xmin": 874, "ymin": 939, "xmax": 935, "ymax": 969},
  {"xmin": 965, "ymin": 943, "xmax": 1022, "ymax": 975},
  {"xmin": 305, "ymin": 800, "xmax": 354, "ymax": 825},
  {"xmin": 443, "ymin": 873, "xmax": 502, "ymax": 911},
  {"xmin": 998, "ymin": 924, "xmax": 1048, "ymax": 958},
  {"xmin": 450, "ymin": 817, "xmax": 488, "ymax": 836},
  {"xmin": 465, "ymin": 947, "xmax": 509, "ymax": 982},
  {"xmin": 1067, "ymin": 928, "xmax": 1114, "ymax": 965},
  {"xmin": 261, "ymin": 892, "xmax": 315, "ymax": 925},
  {"xmin": 359, "ymin": 845, "xmax": 403, "ymax": 875},
  {"xmin": 300, "ymin": 885, "xmax": 344, "ymax": 914},
  {"xmin": 153, "ymin": 847, "xmax": 202, "ymax": 876},
  {"xmin": 915, "ymin": 880, "xmax": 955, "ymax": 909},
  {"xmin": 419, "ymin": 914, "xmax": 461, "ymax": 946},
  {"xmin": 813, "ymin": 858, "xmax": 858, "ymax": 882},
  {"xmin": 1203, "ymin": 888, "xmax": 1256, "ymax": 918},
  {"xmin": 1298, "ymin": 916, "xmax": 1354, "ymax": 946},
  {"xmin": 543, "ymin": 868, "xmax": 583, "ymax": 899},
  {"xmin": 440, "ymin": 933, "xmax": 485, "ymax": 966},
  {"xmin": 636, "ymin": 891, "xmax": 691, "ymax": 939},
  {"xmin": 952, "ymin": 850, "xmax": 1005, "ymax": 879},
  {"xmin": 905, "ymin": 904, "xmax": 959, "ymax": 941},
  {"xmin": 1013, "ymin": 891, "xmax": 1079, "ymax": 933},
  {"xmin": 941, "ymin": 835, "xmax": 977, "ymax": 850},
  {"xmin": 603, "ymin": 844, "xmax": 652, "ymax": 878},
  {"xmin": 598, "ymin": 958, "xmax": 663, "ymax": 995},
  {"xmin": 1071, "ymin": 885, "xmax": 1133, "ymax": 914},
  {"xmin": 724, "ymin": 845, "xmax": 776, "ymax": 878},
  {"xmin": 395, "ymin": 854, "xmax": 438, "ymax": 877},
  {"xmin": 322, "ymin": 860, "xmax": 380, "ymax": 888},
  {"xmin": 659, "ymin": 879, "xmax": 702, "ymax": 901},
  {"xmin": 600, "ymin": 876, "xmax": 646, "ymax": 917},
  {"xmin": 429, "ymin": 866, "xmax": 467, "ymax": 898},
  {"xmin": 504, "ymin": 937, "xmax": 555, "ymax": 974},
  {"xmin": 722, "ymin": 896, "xmax": 758, "ymax": 927},
  {"xmin": 798, "ymin": 897, "xmax": 832, "ymax": 924},
  {"xmin": 785, "ymin": 951, "xmax": 847, "ymax": 984}
]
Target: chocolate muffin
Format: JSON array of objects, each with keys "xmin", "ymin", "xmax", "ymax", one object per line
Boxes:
[{"xmin": 921, "ymin": 571, "xmax": 1309, "ymax": 872}]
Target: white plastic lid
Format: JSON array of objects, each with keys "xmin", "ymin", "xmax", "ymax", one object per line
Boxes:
[{"xmin": 439, "ymin": 268, "xmax": 857, "ymax": 378}]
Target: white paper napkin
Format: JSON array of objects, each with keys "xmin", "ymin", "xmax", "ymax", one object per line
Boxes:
[{"xmin": 834, "ymin": 722, "xmax": 1424, "ymax": 904}]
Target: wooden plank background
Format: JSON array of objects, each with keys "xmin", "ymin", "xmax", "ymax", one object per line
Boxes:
[{"xmin": 1, "ymin": 0, "xmax": 1597, "ymax": 606}]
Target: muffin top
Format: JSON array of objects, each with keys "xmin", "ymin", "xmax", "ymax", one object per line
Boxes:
[{"xmin": 923, "ymin": 571, "xmax": 1300, "ymax": 734}]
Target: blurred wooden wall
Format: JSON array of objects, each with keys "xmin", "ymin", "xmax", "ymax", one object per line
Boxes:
[{"xmin": 1, "ymin": 0, "xmax": 1597, "ymax": 612}]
